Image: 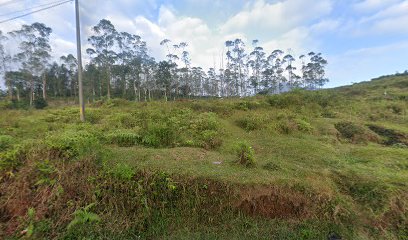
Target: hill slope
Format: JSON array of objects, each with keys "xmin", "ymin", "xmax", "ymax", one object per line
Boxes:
[{"xmin": 0, "ymin": 75, "xmax": 407, "ymax": 239}]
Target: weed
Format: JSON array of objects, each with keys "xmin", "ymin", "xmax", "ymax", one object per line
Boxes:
[
  {"xmin": 106, "ymin": 130, "xmax": 140, "ymax": 147},
  {"xmin": 45, "ymin": 130, "xmax": 101, "ymax": 159},
  {"xmin": 67, "ymin": 203, "xmax": 101, "ymax": 230},
  {"xmin": 235, "ymin": 141, "xmax": 255, "ymax": 167},
  {"xmin": 0, "ymin": 135, "xmax": 13, "ymax": 151},
  {"xmin": 110, "ymin": 163, "xmax": 134, "ymax": 181}
]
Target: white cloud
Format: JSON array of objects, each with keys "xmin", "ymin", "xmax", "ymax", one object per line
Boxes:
[
  {"xmin": 353, "ymin": 0, "xmax": 402, "ymax": 12},
  {"xmin": 220, "ymin": 0, "xmax": 333, "ymax": 36}
]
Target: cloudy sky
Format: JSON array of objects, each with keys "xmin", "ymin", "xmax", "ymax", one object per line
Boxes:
[{"xmin": 0, "ymin": 0, "xmax": 407, "ymax": 87}]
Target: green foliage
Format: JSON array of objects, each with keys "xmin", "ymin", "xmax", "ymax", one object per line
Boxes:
[
  {"xmin": 45, "ymin": 130, "xmax": 100, "ymax": 159},
  {"xmin": 234, "ymin": 100, "xmax": 262, "ymax": 111},
  {"xmin": 295, "ymin": 118, "xmax": 314, "ymax": 133},
  {"xmin": 199, "ymin": 130, "xmax": 222, "ymax": 149},
  {"xmin": 0, "ymin": 135, "xmax": 13, "ymax": 151},
  {"xmin": 267, "ymin": 90, "xmax": 338, "ymax": 109},
  {"xmin": 335, "ymin": 172, "xmax": 391, "ymax": 213},
  {"xmin": 0, "ymin": 100, "xmax": 30, "ymax": 110},
  {"xmin": 106, "ymin": 130, "xmax": 140, "ymax": 147},
  {"xmin": 35, "ymin": 160, "xmax": 56, "ymax": 186},
  {"xmin": 0, "ymin": 144, "xmax": 27, "ymax": 171},
  {"xmin": 235, "ymin": 141, "xmax": 255, "ymax": 167},
  {"xmin": 141, "ymin": 122, "xmax": 177, "ymax": 147},
  {"xmin": 334, "ymin": 121, "xmax": 378, "ymax": 143},
  {"xmin": 67, "ymin": 203, "xmax": 101, "ymax": 230},
  {"xmin": 110, "ymin": 163, "xmax": 134, "ymax": 181},
  {"xmin": 236, "ymin": 114, "xmax": 266, "ymax": 131},
  {"xmin": 25, "ymin": 207, "xmax": 36, "ymax": 238},
  {"xmin": 34, "ymin": 98, "xmax": 48, "ymax": 109}
]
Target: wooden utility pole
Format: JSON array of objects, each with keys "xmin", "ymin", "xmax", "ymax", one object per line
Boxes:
[{"xmin": 75, "ymin": 0, "xmax": 85, "ymax": 122}]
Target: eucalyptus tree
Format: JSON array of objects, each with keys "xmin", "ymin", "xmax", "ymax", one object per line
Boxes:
[
  {"xmin": 248, "ymin": 40, "xmax": 266, "ymax": 94},
  {"xmin": 5, "ymin": 71, "xmax": 26, "ymax": 101},
  {"xmin": 301, "ymin": 52, "xmax": 328, "ymax": 89},
  {"xmin": 87, "ymin": 19, "xmax": 118, "ymax": 99},
  {"xmin": 156, "ymin": 61, "xmax": 172, "ymax": 101},
  {"xmin": 0, "ymin": 31, "xmax": 12, "ymax": 99},
  {"xmin": 283, "ymin": 54, "xmax": 298, "ymax": 89},
  {"xmin": 9, "ymin": 22, "xmax": 52, "ymax": 105},
  {"xmin": 179, "ymin": 42, "xmax": 191, "ymax": 97},
  {"xmin": 60, "ymin": 54, "xmax": 78, "ymax": 97}
]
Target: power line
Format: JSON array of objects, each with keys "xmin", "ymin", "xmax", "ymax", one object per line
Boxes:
[
  {"xmin": 0, "ymin": 0, "xmax": 70, "ymax": 17},
  {"xmin": 0, "ymin": 0, "xmax": 73, "ymax": 24}
]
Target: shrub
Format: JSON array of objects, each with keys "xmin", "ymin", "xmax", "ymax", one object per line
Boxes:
[
  {"xmin": 141, "ymin": 122, "xmax": 177, "ymax": 148},
  {"xmin": 295, "ymin": 119, "xmax": 314, "ymax": 133},
  {"xmin": 335, "ymin": 121, "xmax": 365, "ymax": 139},
  {"xmin": 110, "ymin": 163, "xmax": 134, "ymax": 181},
  {"xmin": 67, "ymin": 203, "xmax": 100, "ymax": 230},
  {"xmin": 234, "ymin": 100, "xmax": 262, "ymax": 111},
  {"xmin": 106, "ymin": 130, "xmax": 140, "ymax": 147},
  {"xmin": 335, "ymin": 121, "xmax": 379, "ymax": 143},
  {"xmin": 104, "ymin": 113, "xmax": 138, "ymax": 129},
  {"xmin": 235, "ymin": 141, "xmax": 255, "ymax": 167},
  {"xmin": 45, "ymin": 130, "xmax": 100, "ymax": 159},
  {"xmin": 86, "ymin": 109, "xmax": 103, "ymax": 124},
  {"xmin": 388, "ymin": 104, "xmax": 403, "ymax": 115},
  {"xmin": 192, "ymin": 112, "xmax": 220, "ymax": 131},
  {"xmin": 0, "ymin": 144, "xmax": 27, "ymax": 171},
  {"xmin": 0, "ymin": 135, "xmax": 14, "ymax": 151},
  {"xmin": 34, "ymin": 98, "xmax": 48, "ymax": 109},
  {"xmin": 236, "ymin": 115, "xmax": 265, "ymax": 131},
  {"xmin": 199, "ymin": 130, "xmax": 222, "ymax": 149}
]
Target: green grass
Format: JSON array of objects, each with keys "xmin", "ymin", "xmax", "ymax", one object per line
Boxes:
[{"xmin": 1, "ymin": 74, "xmax": 408, "ymax": 239}]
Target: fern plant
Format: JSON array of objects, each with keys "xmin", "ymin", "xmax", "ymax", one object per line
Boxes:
[{"xmin": 67, "ymin": 203, "xmax": 100, "ymax": 229}]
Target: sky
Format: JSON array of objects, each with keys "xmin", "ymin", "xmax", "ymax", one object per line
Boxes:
[{"xmin": 0, "ymin": 0, "xmax": 407, "ymax": 88}]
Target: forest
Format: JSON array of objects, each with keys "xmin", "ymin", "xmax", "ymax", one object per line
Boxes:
[
  {"xmin": 0, "ymin": 19, "xmax": 328, "ymax": 106},
  {"xmin": 1, "ymin": 6, "xmax": 407, "ymax": 240}
]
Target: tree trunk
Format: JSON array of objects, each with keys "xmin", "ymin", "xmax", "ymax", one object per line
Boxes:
[
  {"xmin": 16, "ymin": 88, "xmax": 20, "ymax": 101},
  {"xmin": 107, "ymin": 67, "xmax": 111, "ymax": 99},
  {"xmin": 7, "ymin": 77, "xmax": 13, "ymax": 100},
  {"xmin": 29, "ymin": 75, "xmax": 34, "ymax": 106},
  {"xmin": 133, "ymin": 80, "xmax": 137, "ymax": 101},
  {"xmin": 42, "ymin": 73, "xmax": 47, "ymax": 100}
]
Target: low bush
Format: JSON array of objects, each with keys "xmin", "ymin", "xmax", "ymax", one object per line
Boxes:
[
  {"xmin": 235, "ymin": 141, "xmax": 255, "ymax": 167},
  {"xmin": 106, "ymin": 130, "xmax": 140, "ymax": 147},
  {"xmin": 141, "ymin": 122, "xmax": 177, "ymax": 147},
  {"xmin": 0, "ymin": 144, "xmax": 27, "ymax": 171},
  {"xmin": 295, "ymin": 119, "xmax": 314, "ymax": 133},
  {"xmin": 236, "ymin": 114, "xmax": 266, "ymax": 131},
  {"xmin": 45, "ymin": 130, "xmax": 100, "ymax": 159},
  {"xmin": 34, "ymin": 98, "xmax": 48, "ymax": 109},
  {"xmin": 267, "ymin": 90, "xmax": 340, "ymax": 109},
  {"xmin": 110, "ymin": 163, "xmax": 135, "ymax": 181},
  {"xmin": 103, "ymin": 113, "xmax": 138, "ymax": 129},
  {"xmin": 335, "ymin": 121, "xmax": 380, "ymax": 143},
  {"xmin": 0, "ymin": 135, "xmax": 14, "ymax": 151},
  {"xmin": 234, "ymin": 100, "xmax": 262, "ymax": 111},
  {"xmin": 199, "ymin": 130, "xmax": 222, "ymax": 149}
]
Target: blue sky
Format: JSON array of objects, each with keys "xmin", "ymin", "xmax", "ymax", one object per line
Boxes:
[{"xmin": 1, "ymin": 0, "xmax": 408, "ymax": 87}]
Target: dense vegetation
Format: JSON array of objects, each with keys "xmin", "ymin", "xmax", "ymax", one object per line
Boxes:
[
  {"xmin": 0, "ymin": 19, "xmax": 328, "ymax": 107},
  {"xmin": 0, "ymin": 74, "xmax": 407, "ymax": 239}
]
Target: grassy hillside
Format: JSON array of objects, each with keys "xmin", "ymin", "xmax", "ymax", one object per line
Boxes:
[{"xmin": 0, "ymin": 74, "xmax": 407, "ymax": 239}]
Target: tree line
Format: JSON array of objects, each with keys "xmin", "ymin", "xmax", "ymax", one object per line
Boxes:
[{"xmin": 0, "ymin": 19, "xmax": 329, "ymax": 105}]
